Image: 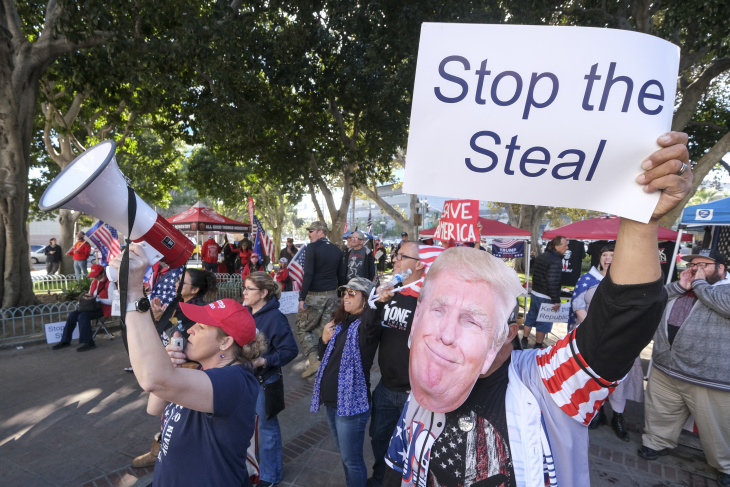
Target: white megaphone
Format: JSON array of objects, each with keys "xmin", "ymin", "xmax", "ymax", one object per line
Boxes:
[{"xmin": 39, "ymin": 140, "xmax": 194, "ymax": 271}]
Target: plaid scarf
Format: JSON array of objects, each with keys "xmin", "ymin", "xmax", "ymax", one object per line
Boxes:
[{"xmin": 310, "ymin": 317, "xmax": 369, "ymax": 416}]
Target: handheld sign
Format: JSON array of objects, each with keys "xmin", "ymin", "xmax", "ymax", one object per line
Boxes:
[
  {"xmin": 403, "ymin": 24, "xmax": 679, "ymax": 223},
  {"xmin": 537, "ymin": 302, "xmax": 571, "ymax": 323},
  {"xmin": 433, "ymin": 199, "xmax": 479, "ymax": 242}
]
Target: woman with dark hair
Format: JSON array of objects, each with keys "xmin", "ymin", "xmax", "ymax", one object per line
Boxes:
[
  {"xmin": 130, "ymin": 267, "xmax": 218, "ymax": 468},
  {"xmin": 241, "ymin": 253, "xmax": 264, "ymax": 280},
  {"xmin": 310, "ymin": 277, "xmax": 381, "ymax": 487},
  {"xmin": 237, "ymin": 240, "xmax": 253, "ymax": 271},
  {"xmin": 243, "ymin": 271, "xmax": 298, "ymax": 486},
  {"xmin": 151, "ymin": 268, "xmax": 218, "ymax": 344},
  {"xmin": 222, "ymin": 235, "xmax": 238, "ymax": 274},
  {"xmin": 112, "ymin": 244, "xmax": 266, "ymax": 486}
]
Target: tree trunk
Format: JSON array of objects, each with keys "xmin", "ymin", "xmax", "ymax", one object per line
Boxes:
[
  {"xmin": 58, "ymin": 209, "xmax": 81, "ymax": 274},
  {"xmin": 0, "ymin": 55, "xmax": 40, "ymax": 306},
  {"xmin": 513, "ymin": 205, "xmax": 549, "ymax": 273}
]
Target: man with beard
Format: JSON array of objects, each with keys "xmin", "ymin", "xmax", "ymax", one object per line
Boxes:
[
  {"xmin": 382, "ymin": 132, "xmax": 692, "ymax": 487},
  {"xmin": 639, "ymin": 249, "xmax": 730, "ymax": 486}
]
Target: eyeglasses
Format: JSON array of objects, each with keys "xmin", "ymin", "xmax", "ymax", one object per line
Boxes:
[
  {"xmin": 393, "ymin": 253, "xmax": 419, "ymax": 262},
  {"xmin": 343, "ymin": 289, "xmax": 359, "ymax": 296},
  {"xmin": 243, "ymin": 287, "xmax": 260, "ymax": 293},
  {"xmin": 687, "ymin": 262, "xmax": 717, "ymax": 269}
]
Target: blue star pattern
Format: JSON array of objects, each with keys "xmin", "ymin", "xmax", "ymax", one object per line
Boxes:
[{"xmin": 150, "ymin": 267, "xmax": 185, "ymax": 305}]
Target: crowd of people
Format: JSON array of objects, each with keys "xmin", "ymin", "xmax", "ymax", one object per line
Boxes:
[{"xmin": 42, "ymin": 132, "xmax": 730, "ymax": 487}]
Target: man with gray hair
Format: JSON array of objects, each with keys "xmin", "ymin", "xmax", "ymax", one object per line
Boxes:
[{"xmin": 382, "ymin": 132, "xmax": 692, "ymax": 487}]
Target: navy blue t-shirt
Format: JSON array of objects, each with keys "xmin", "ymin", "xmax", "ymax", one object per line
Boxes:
[{"xmin": 153, "ymin": 365, "xmax": 259, "ymax": 487}]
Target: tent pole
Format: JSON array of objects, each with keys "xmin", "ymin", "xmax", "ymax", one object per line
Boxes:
[{"xmin": 666, "ymin": 227, "xmax": 683, "ymax": 285}]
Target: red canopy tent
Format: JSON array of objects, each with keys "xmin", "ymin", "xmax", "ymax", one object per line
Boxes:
[
  {"xmin": 419, "ymin": 217, "xmax": 531, "ymax": 239},
  {"xmin": 541, "ymin": 216, "xmax": 692, "ymax": 242},
  {"xmin": 167, "ymin": 202, "xmax": 251, "ymax": 234}
]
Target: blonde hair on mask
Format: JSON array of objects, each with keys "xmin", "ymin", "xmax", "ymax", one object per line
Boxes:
[{"xmin": 419, "ymin": 247, "xmax": 526, "ymax": 350}]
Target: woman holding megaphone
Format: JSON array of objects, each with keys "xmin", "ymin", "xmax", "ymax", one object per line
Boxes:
[{"xmin": 111, "ymin": 244, "xmax": 266, "ymax": 486}]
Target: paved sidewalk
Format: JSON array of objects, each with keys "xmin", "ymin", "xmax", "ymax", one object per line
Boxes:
[{"xmin": 0, "ymin": 317, "xmax": 722, "ymax": 487}]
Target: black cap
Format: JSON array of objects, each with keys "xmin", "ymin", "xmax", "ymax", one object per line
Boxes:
[
  {"xmin": 681, "ymin": 249, "xmax": 726, "ymax": 266},
  {"xmin": 401, "ymin": 232, "xmax": 408, "ymax": 236}
]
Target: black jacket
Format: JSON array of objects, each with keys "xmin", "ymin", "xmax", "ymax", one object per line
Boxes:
[
  {"xmin": 300, "ymin": 238, "xmax": 344, "ymax": 300},
  {"xmin": 532, "ymin": 249, "xmax": 563, "ymax": 303}
]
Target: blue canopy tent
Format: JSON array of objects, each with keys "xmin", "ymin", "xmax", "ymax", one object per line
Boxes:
[{"xmin": 667, "ymin": 197, "xmax": 730, "ymax": 282}]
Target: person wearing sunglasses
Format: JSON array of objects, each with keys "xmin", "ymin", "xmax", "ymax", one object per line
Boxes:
[
  {"xmin": 640, "ymin": 249, "xmax": 730, "ymax": 486},
  {"xmin": 310, "ymin": 277, "xmax": 381, "ymax": 487}
]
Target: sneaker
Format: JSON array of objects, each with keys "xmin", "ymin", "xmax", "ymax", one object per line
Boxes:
[
  {"xmin": 718, "ymin": 472, "xmax": 730, "ymax": 487},
  {"xmin": 588, "ymin": 406, "xmax": 606, "ymax": 430},
  {"xmin": 76, "ymin": 342, "xmax": 96, "ymax": 352},
  {"xmin": 52, "ymin": 342, "xmax": 70, "ymax": 350},
  {"xmin": 637, "ymin": 445, "xmax": 668, "ymax": 460},
  {"xmin": 258, "ymin": 481, "xmax": 274, "ymax": 487},
  {"xmin": 520, "ymin": 337, "xmax": 529, "ymax": 349},
  {"xmin": 533, "ymin": 342, "xmax": 545, "ymax": 349}
]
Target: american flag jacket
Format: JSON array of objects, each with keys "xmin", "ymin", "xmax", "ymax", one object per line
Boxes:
[{"xmin": 385, "ymin": 273, "xmax": 666, "ymax": 486}]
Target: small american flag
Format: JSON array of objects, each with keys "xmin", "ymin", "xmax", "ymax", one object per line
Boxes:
[
  {"xmin": 344, "ymin": 221, "xmax": 349, "ymax": 233},
  {"xmin": 288, "ymin": 244, "xmax": 306, "ymax": 291},
  {"xmin": 86, "ymin": 220, "xmax": 121, "ymax": 266},
  {"xmin": 252, "ymin": 213, "xmax": 276, "ymax": 260},
  {"xmin": 150, "ymin": 267, "xmax": 185, "ymax": 305},
  {"xmin": 367, "ymin": 210, "xmax": 373, "ymax": 234}
]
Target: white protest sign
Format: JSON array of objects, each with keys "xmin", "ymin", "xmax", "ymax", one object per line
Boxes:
[
  {"xmin": 279, "ymin": 291, "xmax": 300, "ymax": 314},
  {"xmin": 404, "ymin": 24, "xmax": 679, "ymax": 223},
  {"xmin": 536, "ymin": 302, "xmax": 571, "ymax": 323},
  {"xmin": 45, "ymin": 321, "xmax": 78, "ymax": 344}
]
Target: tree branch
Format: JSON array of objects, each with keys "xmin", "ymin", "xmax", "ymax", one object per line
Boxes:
[
  {"xmin": 687, "ymin": 120, "xmax": 727, "ymax": 132},
  {"xmin": 2, "ymin": 0, "xmax": 25, "ymax": 44},
  {"xmin": 41, "ymin": 0, "xmax": 62, "ymax": 37},
  {"xmin": 306, "ymin": 180, "xmax": 326, "ymax": 222},
  {"xmin": 328, "ymin": 99, "xmax": 356, "ymax": 151},
  {"xmin": 673, "ymin": 57, "xmax": 730, "ymax": 131}
]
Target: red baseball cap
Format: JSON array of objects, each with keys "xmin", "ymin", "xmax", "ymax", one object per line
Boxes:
[
  {"xmin": 179, "ymin": 299, "xmax": 256, "ymax": 346},
  {"xmin": 88, "ymin": 264, "xmax": 105, "ymax": 278}
]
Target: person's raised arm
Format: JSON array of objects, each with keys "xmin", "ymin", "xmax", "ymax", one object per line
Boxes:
[
  {"xmin": 111, "ymin": 245, "xmax": 215, "ymax": 413},
  {"xmin": 610, "ymin": 132, "xmax": 691, "ymax": 285}
]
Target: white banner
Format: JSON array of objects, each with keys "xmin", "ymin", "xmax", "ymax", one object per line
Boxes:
[
  {"xmin": 404, "ymin": 24, "xmax": 679, "ymax": 223},
  {"xmin": 537, "ymin": 302, "xmax": 571, "ymax": 323},
  {"xmin": 279, "ymin": 291, "xmax": 300, "ymax": 315},
  {"xmin": 45, "ymin": 321, "xmax": 78, "ymax": 344}
]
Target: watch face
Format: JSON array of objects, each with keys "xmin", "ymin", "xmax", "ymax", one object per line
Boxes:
[{"xmin": 137, "ymin": 298, "xmax": 151, "ymax": 312}]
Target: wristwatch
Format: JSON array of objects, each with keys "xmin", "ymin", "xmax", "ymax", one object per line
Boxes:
[{"xmin": 127, "ymin": 297, "xmax": 151, "ymax": 313}]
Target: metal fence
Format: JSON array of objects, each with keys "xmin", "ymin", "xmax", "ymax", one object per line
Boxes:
[
  {"xmin": 4, "ymin": 272, "xmax": 244, "ymax": 343},
  {"xmin": 1, "ymin": 301, "xmax": 80, "ymax": 344},
  {"xmin": 32, "ymin": 274, "xmax": 83, "ymax": 293}
]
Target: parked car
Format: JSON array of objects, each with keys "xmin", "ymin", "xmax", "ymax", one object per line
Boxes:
[{"xmin": 30, "ymin": 245, "xmax": 46, "ymax": 264}]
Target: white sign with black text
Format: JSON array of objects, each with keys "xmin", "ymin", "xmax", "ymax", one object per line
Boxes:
[
  {"xmin": 536, "ymin": 302, "xmax": 571, "ymax": 323},
  {"xmin": 45, "ymin": 321, "xmax": 78, "ymax": 344},
  {"xmin": 404, "ymin": 23, "xmax": 679, "ymax": 223}
]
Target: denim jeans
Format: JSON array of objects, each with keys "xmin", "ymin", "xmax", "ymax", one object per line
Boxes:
[
  {"xmin": 73, "ymin": 260, "xmax": 87, "ymax": 277},
  {"xmin": 368, "ymin": 381, "xmax": 409, "ymax": 487},
  {"xmin": 256, "ymin": 373, "xmax": 283, "ymax": 484},
  {"xmin": 62, "ymin": 309, "xmax": 104, "ymax": 344},
  {"xmin": 524, "ymin": 294, "xmax": 555, "ymax": 333},
  {"xmin": 325, "ymin": 406, "xmax": 370, "ymax": 487}
]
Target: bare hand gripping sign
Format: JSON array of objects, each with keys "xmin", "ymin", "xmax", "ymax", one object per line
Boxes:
[{"xmin": 403, "ymin": 24, "xmax": 679, "ymax": 223}]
